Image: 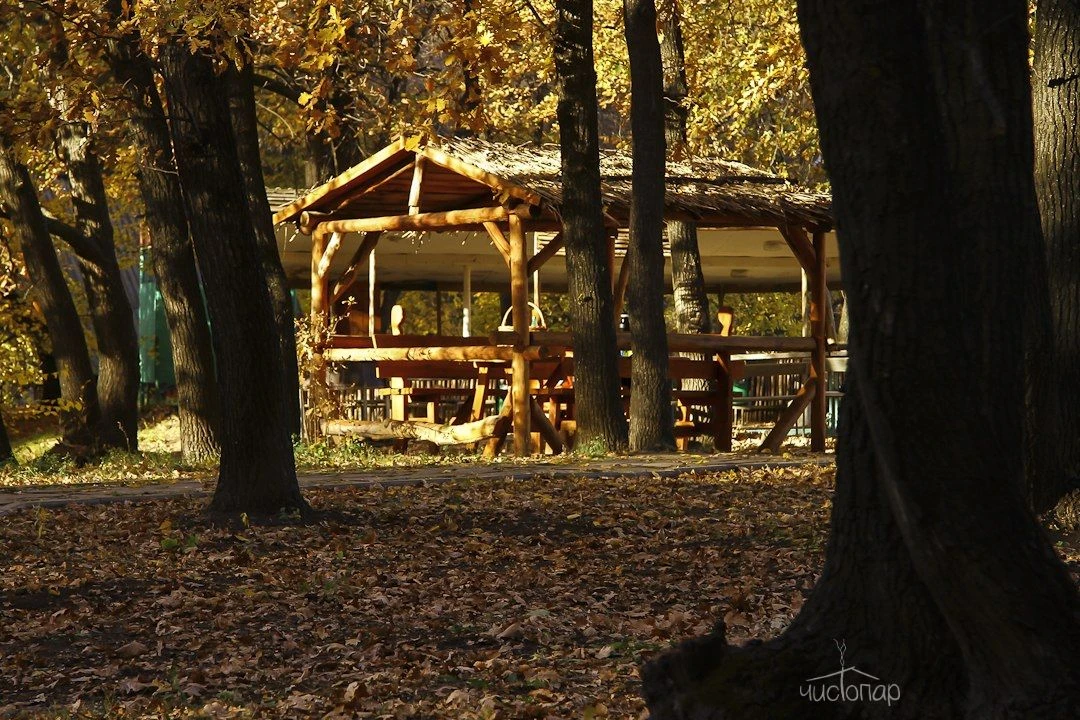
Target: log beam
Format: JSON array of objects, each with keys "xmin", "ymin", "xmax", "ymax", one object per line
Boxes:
[
  {"xmin": 527, "ymin": 232, "xmax": 564, "ymax": 274},
  {"xmin": 324, "ymin": 415, "xmax": 502, "ymax": 445},
  {"xmin": 757, "ymin": 376, "xmax": 817, "ymax": 453},
  {"xmin": 301, "ymin": 205, "xmax": 528, "ymax": 235},
  {"xmin": 483, "ymin": 222, "xmax": 512, "ymax": 266},
  {"xmin": 331, "ymin": 231, "xmax": 382, "ymax": 304},
  {"xmin": 778, "ymin": 224, "xmax": 817, "ymax": 275},
  {"xmin": 529, "ymin": 396, "xmax": 563, "ymax": 454}
]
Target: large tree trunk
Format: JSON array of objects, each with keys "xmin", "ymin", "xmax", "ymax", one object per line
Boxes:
[
  {"xmin": 644, "ymin": 0, "xmax": 1080, "ymax": 716},
  {"xmin": 103, "ymin": 11, "xmax": 221, "ymax": 463},
  {"xmin": 159, "ymin": 45, "xmax": 304, "ymax": 515},
  {"xmin": 659, "ymin": 3, "xmax": 711, "ymax": 336},
  {"xmin": 225, "ymin": 62, "xmax": 302, "ymax": 438},
  {"xmin": 1032, "ymin": 0, "xmax": 1080, "ymax": 521},
  {"xmin": 624, "ymin": 0, "xmax": 674, "ymax": 452},
  {"xmin": 53, "ymin": 120, "xmax": 140, "ymax": 451},
  {"xmin": 0, "ymin": 136, "xmax": 99, "ymax": 448},
  {"xmin": 644, "ymin": 379, "xmax": 967, "ymax": 719},
  {"xmin": 554, "ymin": 0, "xmax": 628, "ymax": 452}
]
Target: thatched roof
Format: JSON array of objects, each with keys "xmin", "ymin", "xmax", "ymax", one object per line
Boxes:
[
  {"xmin": 273, "ymin": 136, "xmax": 832, "ymax": 231},
  {"xmin": 437, "ymin": 136, "xmax": 833, "ymax": 230}
]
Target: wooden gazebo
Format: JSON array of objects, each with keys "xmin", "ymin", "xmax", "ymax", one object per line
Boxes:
[{"xmin": 273, "ymin": 135, "xmax": 835, "ymax": 455}]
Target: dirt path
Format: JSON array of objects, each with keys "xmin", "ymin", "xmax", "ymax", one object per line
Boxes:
[{"xmin": 0, "ymin": 454, "xmax": 831, "ymax": 517}]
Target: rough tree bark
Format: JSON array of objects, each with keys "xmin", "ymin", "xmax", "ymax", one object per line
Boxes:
[
  {"xmin": 0, "ymin": 135, "xmax": 99, "ymax": 449},
  {"xmin": 659, "ymin": 1, "xmax": 711, "ymax": 336},
  {"xmin": 104, "ymin": 9, "xmax": 221, "ymax": 463},
  {"xmin": 225, "ymin": 61, "xmax": 302, "ymax": 438},
  {"xmin": 53, "ymin": 118, "xmax": 140, "ymax": 451},
  {"xmin": 160, "ymin": 45, "xmax": 303, "ymax": 514},
  {"xmin": 1032, "ymin": 0, "xmax": 1080, "ymax": 524},
  {"xmin": 624, "ymin": 0, "xmax": 674, "ymax": 451},
  {"xmin": 554, "ymin": 0, "xmax": 629, "ymax": 452},
  {"xmin": 643, "ymin": 0, "xmax": 1080, "ymax": 717}
]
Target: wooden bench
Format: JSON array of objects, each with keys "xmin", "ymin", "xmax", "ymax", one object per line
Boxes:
[{"xmin": 530, "ymin": 353, "xmax": 740, "ymax": 451}]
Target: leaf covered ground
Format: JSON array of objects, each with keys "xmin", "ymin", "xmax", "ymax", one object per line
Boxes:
[{"xmin": 1, "ymin": 465, "xmax": 838, "ymax": 719}]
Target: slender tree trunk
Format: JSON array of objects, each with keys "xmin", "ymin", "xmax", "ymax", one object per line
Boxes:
[
  {"xmin": 225, "ymin": 62, "xmax": 302, "ymax": 438},
  {"xmin": 103, "ymin": 11, "xmax": 220, "ymax": 463},
  {"xmin": 624, "ymin": 0, "xmax": 674, "ymax": 451},
  {"xmin": 0, "ymin": 136, "xmax": 99, "ymax": 449},
  {"xmin": 1032, "ymin": 0, "xmax": 1080, "ymax": 523},
  {"xmin": 0, "ymin": 409, "xmax": 13, "ymax": 464},
  {"xmin": 554, "ymin": 0, "xmax": 628, "ymax": 452},
  {"xmin": 644, "ymin": 0, "xmax": 1080, "ymax": 716},
  {"xmin": 53, "ymin": 120, "xmax": 140, "ymax": 451},
  {"xmin": 659, "ymin": 3, "xmax": 711, "ymax": 336},
  {"xmin": 159, "ymin": 45, "xmax": 303, "ymax": 514}
]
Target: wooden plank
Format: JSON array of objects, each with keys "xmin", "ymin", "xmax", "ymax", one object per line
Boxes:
[
  {"xmin": 509, "ymin": 212, "xmax": 531, "ymax": 455},
  {"xmin": 373, "ymin": 334, "xmax": 496, "ymax": 348},
  {"xmin": 331, "ymin": 231, "xmax": 382, "ymax": 305},
  {"xmin": 483, "ymin": 222, "xmax": 512, "ymax": 266},
  {"xmin": 324, "ymin": 335, "xmax": 375, "ymax": 349},
  {"xmin": 330, "ymin": 160, "xmax": 415, "ymax": 212},
  {"xmin": 757, "ymin": 377, "xmax": 817, "ymax": 453},
  {"xmin": 273, "ymin": 137, "xmax": 411, "ymax": 224},
  {"xmin": 408, "ymin": 156, "xmax": 426, "ymax": 214},
  {"xmin": 418, "ymin": 144, "xmax": 544, "ymax": 207},
  {"xmin": 375, "ymin": 360, "xmax": 485, "ymax": 380},
  {"xmin": 325, "ymin": 345, "xmax": 548, "ymax": 363},
  {"xmin": 810, "ymin": 229, "xmax": 828, "ymax": 451},
  {"xmin": 527, "ymin": 232, "xmax": 564, "ymax": 274}
]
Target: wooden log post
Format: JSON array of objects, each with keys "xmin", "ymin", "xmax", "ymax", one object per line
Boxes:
[
  {"xmin": 309, "ymin": 227, "xmax": 331, "ymax": 438},
  {"xmin": 810, "ymin": 229, "xmax": 827, "ymax": 451},
  {"xmin": 509, "ymin": 212, "xmax": 531, "ymax": 455},
  {"xmin": 714, "ymin": 354, "xmax": 734, "ymax": 452}
]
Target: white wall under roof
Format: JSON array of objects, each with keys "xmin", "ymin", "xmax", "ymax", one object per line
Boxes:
[{"xmin": 276, "ymin": 223, "xmax": 840, "ymax": 294}]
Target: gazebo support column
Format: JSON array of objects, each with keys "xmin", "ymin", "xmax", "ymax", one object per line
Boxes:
[
  {"xmin": 309, "ymin": 228, "xmax": 331, "ymax": 438},
  {"xmin": 509, "ymin": 213, "xmax": 532, "ymax": 455},
  {"xmin": 810, "ymin": 229, "xmax": 827, "ymax": 451}
]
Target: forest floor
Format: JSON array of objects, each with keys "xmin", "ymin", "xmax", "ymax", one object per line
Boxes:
[
  {"xmin": 3, "ymin": 465, "xmax": 1079, "ymax": 720},
  {"xmin": 1, "ymin": 464, "xmax": 824, "ymax": 719}
]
